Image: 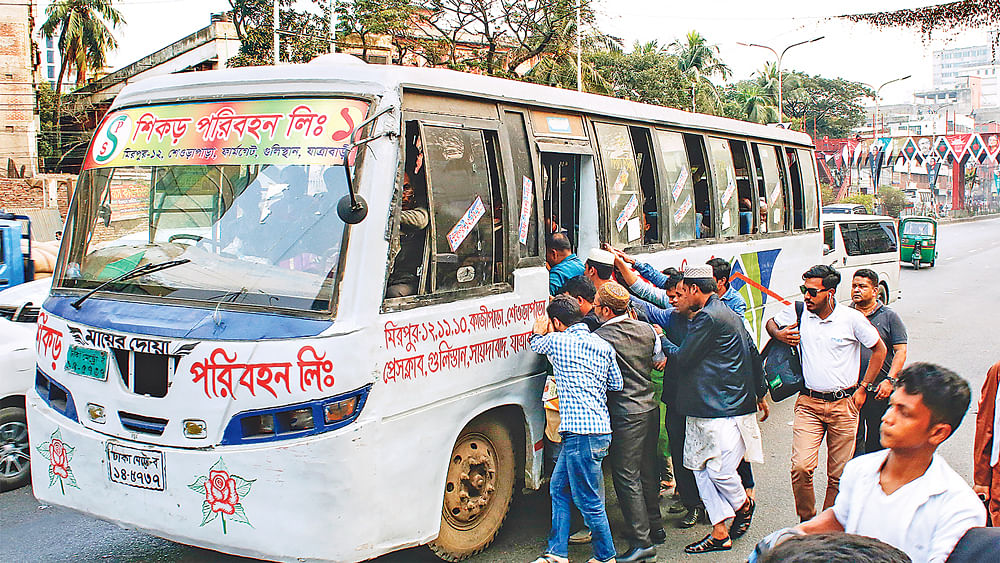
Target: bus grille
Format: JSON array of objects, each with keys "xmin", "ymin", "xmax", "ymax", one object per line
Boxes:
[
  {"xmin": 118, "ymin": 411, "xmax": 168, "ymax": 435},
  {"xmin": 111, "ymin": 349, "xmax": 177, "ymax": 398}
]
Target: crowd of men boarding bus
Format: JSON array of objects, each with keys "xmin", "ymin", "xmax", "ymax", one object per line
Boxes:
[{"xmin": 528, "ymin": 232, "xmax": 996, "ymax": 563}]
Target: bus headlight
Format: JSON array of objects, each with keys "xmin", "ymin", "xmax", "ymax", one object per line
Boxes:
[{"xmin": 221, "ymin": 384, "xmax": 371, "ymax": 445}]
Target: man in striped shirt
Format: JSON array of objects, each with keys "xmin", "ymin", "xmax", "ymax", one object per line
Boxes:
[{"xmin": 530, "ymin": 296, "xmax": 624, "ymax": 563}]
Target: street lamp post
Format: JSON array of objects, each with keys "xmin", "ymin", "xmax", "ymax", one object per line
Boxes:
[
  {"xmin": 737, "ymin": 36, "xmax": 824, "ymax": 125},
  {"xmin": 871, "ymin": 75, "xmax": 911, "ymax": 139}
]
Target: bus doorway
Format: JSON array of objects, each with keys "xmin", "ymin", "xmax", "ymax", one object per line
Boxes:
[{"xmin": 541, "ymin": 153, "xmax": 581, "ymax": 249}]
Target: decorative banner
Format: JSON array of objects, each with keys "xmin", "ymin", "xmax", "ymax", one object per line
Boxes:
[
  {"xmin": 615, "ymin": 193, "xmax": 639, "ymax": 232},
  {"xmin": 965, "ymin": 133, "xmax": 987, "ymax": 164},
  {"xmin": 518, "ymin": 176, "xmax": 533, "ymax": 245},
  {"xmin": 901, "ymin": 137, "xmax": 918, "ymax": 163},
  {"xmin": 446, "ymin": 196, "xmax": 486, "ymax": 252},
  {"xmin": 946, "ymin": 134, "xmax": 971, "ymax": 161},
  {"xmin": 933, "ymin": 136, "xmax": 953, "ymax": 163},
  {"xmin": 926, "ymin": 157, "xmax": 942, "ymax": 189},
  {"xmin": 985, "ymin": 133, "xmax": 1000, "ymax": 163},
  {"xmin": 84, "ymin": 98, "xmax": 371, "ymax": 170},
  {"xmin": 914, "ymin": 135, "xmax": 935, "ymax": 165}
]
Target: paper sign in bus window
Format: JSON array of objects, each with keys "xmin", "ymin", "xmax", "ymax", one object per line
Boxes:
[
  {"xmin": 722, "ymin": 173, "xmax": 737, "ymax": 207},
  {"xmin": 612, "ymin": 168, "xmax": 629, "ymax": 192},
  {"xmin": 518, "ymin": 176, "xmax": 533, "ymax": 245},
  {"xmin": 674, "ymin": 195, "xmax": 693, "ymax": 224},
  {"xmin": 672, "ymin": 168, "xmax": 688, "ymax": 201},
  {"xmin": 722, "ymin": 209, "xmax": 732, "ymax": 231},
  {"xmin": 447, "ymin": 196, "xmax": 487, "ymax": 252},
  {"xmin": 616, "ymin": 193, "xmax": 639, "ymax": 232},
  {"xmin": 546, "ymin": 117, "xmax": 572, "ymax": 134},
  {"xmin": 626, "ymin": 217, "xmax": 641, "ymax": 242},
  {"xmin": 771, "ymin": 182, "xmax": 782, "ymax": 203}
]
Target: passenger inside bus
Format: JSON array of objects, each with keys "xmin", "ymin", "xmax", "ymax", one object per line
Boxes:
[{"xmin": 385, "ymin": 132, "xmax": 429, "ymax": 298}]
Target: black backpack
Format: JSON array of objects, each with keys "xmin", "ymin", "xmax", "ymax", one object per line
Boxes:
[{"xmin": 760, "ymin": 302, "xmax": 805, "ymax": 402}]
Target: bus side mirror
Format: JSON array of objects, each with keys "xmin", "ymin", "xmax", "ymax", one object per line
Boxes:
[
  {"xmin": 823, "ymin": 243, "xmax": 832, "ymax": 255},
  {"xmin": 337, "ymin": 194, "xmax": 368, "ymax": 224}
]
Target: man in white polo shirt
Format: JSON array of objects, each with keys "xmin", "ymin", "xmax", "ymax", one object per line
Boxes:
[
  {"xmin": 794, "ymin": 363, "xmax": 985, "ymax": 563},
  {"xmin": 766, "ymin": 265, "xmax": 887, "ymax": 522}
]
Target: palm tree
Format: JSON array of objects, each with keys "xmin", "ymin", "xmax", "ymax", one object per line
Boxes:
[
  {"xmin": 733, "ymin": 82, "xmax": 777, "ymax": 124},
  {"xmin": 40, "ymin": 0, "xmax": 125, "ymax": 148},
  {"xmin": 754, "ymin": 62, "xmax": 800, "ymax": 117},
  {"xmin": 669, "ymin": 30, "xmax": 731, "ymax": 112}
]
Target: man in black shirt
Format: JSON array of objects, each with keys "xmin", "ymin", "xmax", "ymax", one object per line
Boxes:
[
  {"xmin": 850, "ymin": 269, "xmax": 908, "ymax": 455},
  {"xmin": 562, "ymin": 275, "xmax": 602, "ymax": 331}
]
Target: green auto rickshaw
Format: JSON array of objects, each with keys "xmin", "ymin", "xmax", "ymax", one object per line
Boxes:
[{"xmin": 899, "ymin": 216, "xmax": 937, "ymax": 269}]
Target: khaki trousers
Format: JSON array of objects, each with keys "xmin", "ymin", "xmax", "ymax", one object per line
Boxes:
[{"xmin": 790, "ymin": 393, "xmax": 860, "ymax": 521}]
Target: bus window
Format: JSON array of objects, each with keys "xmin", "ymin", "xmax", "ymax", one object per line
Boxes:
[
  {"xmin": 421, "ymin": 125, "xmax": 503, "ymax": 293},
  {"xmin": 728, "ymin": 140, "xmax": 756, "ymax": 235},
  {"xmin": 503, "ymin": 111, "xmax": 539, "ymax": 258},
  {"xmin": 707, "ymin": 137, "xmax": 739, "ymax": 238},
  {"xmin": 797, "ymin": 149, "xmax": 820, "ymax": 229},
  {"xmin": 594, "ymin": 122, "xmax": 645, "ymax": 248},
  {"xmin": 386, "ymin": 123, "xmax": 431, "ymax": 298},
  {"xmin": 823, "ymin": 224, "xmax": 835, "ymax": 254},
  {"xmin": 751, "ymin": 143, "xmax": 786, "ymax": 233},
  {"xmin": 784, "ymin": 147, "xmax": 806, "ymax": 230},
  {"xmin": 629, "ymin": 126, "xmax": 659, "ymax": 245},
  {"xmin": 655, "ymin": 130, "xmax": 697, "ymax": 242},
  {"xmin": 542, "ymin": 154, "xmax": 581, "ymax": 249},
  {"xmin": 683, "ymin": 133, "xmax": 714, "ymax": 239}
]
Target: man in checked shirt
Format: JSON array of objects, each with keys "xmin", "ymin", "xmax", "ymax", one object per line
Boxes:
[{"xmin": 530, "ymin": 295, "xmax": 624, "ymax": 563}]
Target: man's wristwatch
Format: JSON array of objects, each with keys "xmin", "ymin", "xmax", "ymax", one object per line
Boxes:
[{"xmin": 865, "ymin": 382, "xmax": 878, "ymax": 393}]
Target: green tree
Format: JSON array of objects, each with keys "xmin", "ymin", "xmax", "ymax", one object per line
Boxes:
[
  {"xmin": 227, "ymin": 0, "xmax": 332, "ymax": 67},
  {"xmin": 336, "ymin": 0, "xmax": 413, "ymax": 61},
  {"xmin": 668, "ymin": 30, "xmax": 731, "ymax": 113},
  {"xmin": 839, "ymin": 193, "xmax": 875, "ymax": 213},
  {"xmin": 583, "ymin": 41, "xmax": 689, "ymax": 105},
  {"xmin": 40, "ymin": 0, "xmax": 125, "ymax": 149},
  {"xmin": 782, "ymin": 73, "xmax": 874, "ymax": 138},
  {"xmin": 877, "ymin": 186, "xmax": 907, "ymax": 218}
]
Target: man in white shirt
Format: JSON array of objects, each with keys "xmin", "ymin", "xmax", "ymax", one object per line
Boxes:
[
  {"xmin": 795, "ymin": 363, "xmax": 986, "ymax": 563},
  {"xmin": 766, "ymin": 265, "xmax": 887, "ymax": 521}
]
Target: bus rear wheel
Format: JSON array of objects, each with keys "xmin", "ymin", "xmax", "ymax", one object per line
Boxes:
[{"xmin": 429, "ymin": 417, "xmax": 515, "ymax": 562}]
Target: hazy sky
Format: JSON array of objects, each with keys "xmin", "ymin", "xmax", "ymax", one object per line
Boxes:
[{"xmin": 41, "ymin": 0, "xmax": 995, "ymax": 105}]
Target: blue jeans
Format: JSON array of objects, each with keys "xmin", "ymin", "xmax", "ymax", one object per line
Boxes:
[{"xmin": 547, "ymin": 432, "xmax": 615, "ymax": 562}]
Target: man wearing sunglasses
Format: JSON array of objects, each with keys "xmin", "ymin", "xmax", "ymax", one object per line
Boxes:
[{"xmin": 765, "ymin": 265, "xmax": 887, "ymax": 522}]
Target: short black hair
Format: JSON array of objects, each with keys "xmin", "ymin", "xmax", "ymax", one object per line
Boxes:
[
  {"xmin": 803, "ymin": 264, "xmax": 841, "ymax": 290},
  {"xmin": 853, "ymin": 268, "xmax": 879, "ymax": 288},
  {"xmin": 547, "ymin": 295, "xmax": 583, "ymax": 327},
  {"xmin": 895, "ymin": 363, "xmax": 971, "ymax": 438},
  {"xmin": 683, "ymin": 277, "xmax": 717, "ymax": 294},
  {"xmin": 562, "ymin": 275, "xmax": 596, "ymax": 303},
  {"xmin": 586, "ymin": 260, "xmax": 613, "ymax": 280},
  {"xmin": 706, "ymin": 258, "xmax": 732, "ymax": 287},
  {"xmin": 661, "ymin": 267, "xmax": 684, "ymax": 290},
  {"xmin": 762, "ymin": 533, "xmax": 910, "ymax": 563},
  {"xmin": 545, "ymin": 232, "xmax": 572, "ymax": 252}
]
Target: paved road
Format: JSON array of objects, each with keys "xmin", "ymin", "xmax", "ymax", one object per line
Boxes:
[{"xmin": 2, "ymin": 217, "xmax": 997, "ymax": 562}]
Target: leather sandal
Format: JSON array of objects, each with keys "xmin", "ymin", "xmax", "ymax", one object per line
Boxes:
[
  {"xmin": 730, "ymin": 497, "xmax": 755, "ymax": 539},
  {"xmin": 684, "ymin": 534, "xmax": 732, "ymax": 554}
]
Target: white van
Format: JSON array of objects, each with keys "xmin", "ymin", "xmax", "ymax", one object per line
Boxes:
[{"xmin": 822, "ymin": 214, "xmax": 900, "ymax": 304}]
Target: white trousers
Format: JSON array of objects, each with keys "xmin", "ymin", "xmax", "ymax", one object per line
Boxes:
[{"xmin": 691, "ymin": 417, "xmax": 748, "ymax": 526}]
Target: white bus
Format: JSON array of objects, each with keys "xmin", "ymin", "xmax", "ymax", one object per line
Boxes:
[{"xmin": 28, "ymin": 55, "xmax": 821, "ymax": 562}]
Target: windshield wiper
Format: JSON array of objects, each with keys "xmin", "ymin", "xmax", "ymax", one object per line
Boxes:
[{"xmin": 71, "ymin": 258, "xmax": 191, "ymax": 309}]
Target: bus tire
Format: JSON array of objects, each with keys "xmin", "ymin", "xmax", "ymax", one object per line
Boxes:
[
  {"xmin": 878, "ymin": 283, "xmax": 889, "ymax": 305},
  {"xmin": 429, "ymin": 417, "xmax": 515, "ymax": 562}
]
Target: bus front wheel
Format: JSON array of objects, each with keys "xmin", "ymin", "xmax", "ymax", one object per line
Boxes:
[{"xmin": 429, "ymin": 417, "xmax": 515, "ymax": 562}]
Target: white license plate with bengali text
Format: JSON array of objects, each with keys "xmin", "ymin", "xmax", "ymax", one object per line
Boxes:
[{"xmin": 107, "ymin": 442, "xmax": 165, "ymax": 491}]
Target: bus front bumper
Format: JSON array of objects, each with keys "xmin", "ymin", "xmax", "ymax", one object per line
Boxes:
[{"xmin": 26, "ymin": 391, "xmax": 394, "ymax": 562}]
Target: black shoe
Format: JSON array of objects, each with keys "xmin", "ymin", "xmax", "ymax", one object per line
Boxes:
[
  {"xmin": 616, "ymin": 545, "xmax": 657, "ymax": 563},
  {"xmin": 684, "ymin": 533, "xmax": 732, "ymax": 554},
  {"xmin": 650, "ymin": 527, "xmax": 667, "ymax": 545},
  {"xmin": 729, "ymin": 497, "xmax": 755, "ymax": 539},
  {"xmin": 677, "ymin": 506, "xmax": 706, "ymax": 528}
]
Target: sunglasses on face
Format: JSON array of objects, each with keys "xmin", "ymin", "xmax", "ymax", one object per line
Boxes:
[{"xmin": 800, "ymin": 285, "xmax": 830, "ymax": 298}]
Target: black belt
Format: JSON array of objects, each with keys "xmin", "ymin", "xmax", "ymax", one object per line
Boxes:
[{"xmin": 802, "ymin": 386, "xmax": 858, "ymax": 402}]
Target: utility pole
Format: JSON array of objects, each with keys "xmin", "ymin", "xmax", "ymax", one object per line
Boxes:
[
  {"xmin": 737, "ymin": 36, "xmax": 824, "ymax": 125},
  {"xmin": 576, "ymin": 0, "xmax": 582, "ymax": 92},
  {"xmin": 329, "ymin": 0, "xmax": 337, "ymax": 53},
  {"xmin": 273, "ymin": 0, "xmax": 280, "ymax": 64}
]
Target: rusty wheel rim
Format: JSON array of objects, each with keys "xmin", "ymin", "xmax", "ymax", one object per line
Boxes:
[{"xmin": 442, "ymin": 432, "xmax": 498, "ymax": 530}]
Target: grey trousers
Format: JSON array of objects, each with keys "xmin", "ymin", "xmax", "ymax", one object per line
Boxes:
[{"xmin": 609, "ymin": 408, "xmax": 664, "ymax": 547}]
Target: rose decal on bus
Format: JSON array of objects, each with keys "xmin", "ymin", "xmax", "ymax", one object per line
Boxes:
[
  {"xmin": 36, "ymin": 429, "xmax": 79, "ymax": 494},
  {"xmin": 188, "ymin": 458, "xmax": 255, "ymax": 533}
]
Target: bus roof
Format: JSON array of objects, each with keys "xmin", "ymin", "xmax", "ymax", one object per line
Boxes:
[{"xmin": 110, "ymin": 57, "xmax": 814, "ymax": 147}]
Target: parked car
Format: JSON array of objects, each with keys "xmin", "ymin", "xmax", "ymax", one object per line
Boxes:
[
  {"xmin": 0, "ymin": 278, "xmax": 49, "ymax": 491},
  {"xmin": 821, "ymin": 203, "xmax": 868, "ymax": 215}
]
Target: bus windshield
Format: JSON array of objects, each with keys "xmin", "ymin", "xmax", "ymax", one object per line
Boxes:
[{"xmin": 55, "ymin": 163, "xmax": 349, "ymax": 312}]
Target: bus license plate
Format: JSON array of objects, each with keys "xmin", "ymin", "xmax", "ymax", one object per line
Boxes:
[
  {"xmin": 65, "ymin": 345, "xmax": 108, "ymax": 381},
  {"xmin": 107, "ymin": 442, "xmax": 165, "ymax": 491}
]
